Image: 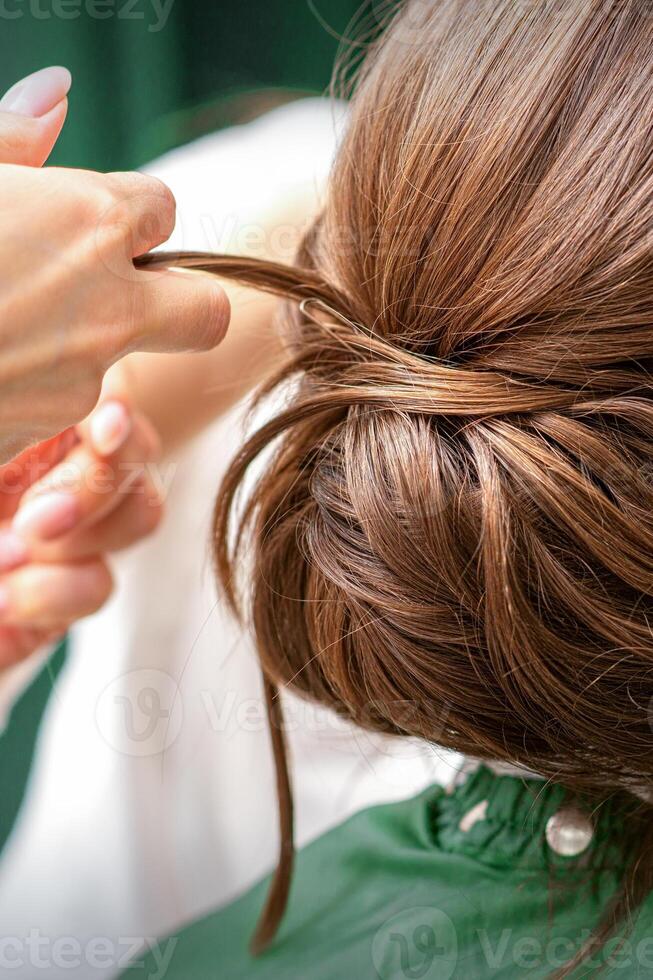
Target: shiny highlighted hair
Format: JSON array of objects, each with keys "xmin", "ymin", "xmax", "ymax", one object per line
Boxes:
[{"xmin": 141, "ymin": 1, "xmax": 653, "ymax": 974}]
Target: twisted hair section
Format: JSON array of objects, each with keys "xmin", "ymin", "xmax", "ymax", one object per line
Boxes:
[{"xmin": 139, "ymin": 0, "xmax": 653, "ymax": 973}]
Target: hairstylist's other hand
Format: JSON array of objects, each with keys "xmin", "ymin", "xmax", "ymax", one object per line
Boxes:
[
  {"xmin": 0, "ymin": 379, "xmax": 165, "ymax": 668},
  {"xmin": 0, "ymin": 67, "xmax": 230, "ymax": 464}
]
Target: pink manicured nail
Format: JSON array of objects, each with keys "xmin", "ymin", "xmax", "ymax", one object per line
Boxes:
[
  {"xmin": 89, "ymin": 401, "xmax": 131, "ymax": 456},
  {"xmin": 0, "ymin": 530, "xmax": 29, "ymax": 572},
  {"xmin": 0, "ymin": 66, "xmax": 72, "ymax": 118},
  {"xmin": 13, "ymin": 492, "xmax": 79, "ymax": 542}
]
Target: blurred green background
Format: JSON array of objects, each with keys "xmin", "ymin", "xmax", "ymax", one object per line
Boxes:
[{"xmin": 0, "ymin": 0, "xmax": 368, "ymax": 170}]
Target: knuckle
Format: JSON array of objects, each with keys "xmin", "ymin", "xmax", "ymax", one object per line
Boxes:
[
  {"xmin": 106, "ymin": 171, "xmax": 174, "ymax": 209},
  {"xmin": 67, "ymin": 185, "xmax": 102, "ymax": 229},
  {"xmin": 98, "ymin": 173, "xmax": 144, "ymax": 221},
  {"xmin": 90, "ymin": 183, "xmax": 133, "ymax": 242},
  {"xmin": 104, "ymin": 172, "xmax": 176, "ymax": 248},
  {"xmin": 143, "ymin": 175, "xmax": 176, "ymax": 220},
  {"xmin": 136, "ymin": 176, "xmax": 176, "ymax": 245},
  {"xmin": 81, "ymin": 174, "xmax": 119, "ymax": 220},
  {"xmin": 103, "ymin": 171, "xmax": 140, "ymax": 198}
]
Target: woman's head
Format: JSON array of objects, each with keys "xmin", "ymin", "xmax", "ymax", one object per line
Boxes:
[
  {"xmin": 145, "ymin": 0, "xmax": 653, "ymax": 969},
  {"xmin": 219, "ymin": 0, "xmax": 653, "ymax": 792}
]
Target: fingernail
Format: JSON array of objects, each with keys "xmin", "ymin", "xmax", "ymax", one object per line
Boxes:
[
  {"xmin": 0, "ymin": 530, "xmax": 29, "ymax": 572},
  {"xmin": 89, "ymin": 401, "xmax": 131, "ymax": 456},
  {"xmin": 0, "ymin": 66, "xmax": 72, "ymax": 118},
  {"xmin": 14, "ymin": 492, "xmax": 79, "ymax": 542}
]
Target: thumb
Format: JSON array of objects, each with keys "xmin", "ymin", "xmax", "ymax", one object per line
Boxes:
[{"xmin": 0, "ymin": 66, "xmax": 71, "ymax": 167}]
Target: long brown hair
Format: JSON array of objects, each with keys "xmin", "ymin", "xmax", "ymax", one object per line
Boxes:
[{"xmin": 141, "ymin": 0, "xmax": 653, "ymax": 973}]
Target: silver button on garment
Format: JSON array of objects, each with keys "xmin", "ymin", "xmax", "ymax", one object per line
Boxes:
[{"xmin": 545, "ymin": 807, "xmax": 593, "ymax": 856}]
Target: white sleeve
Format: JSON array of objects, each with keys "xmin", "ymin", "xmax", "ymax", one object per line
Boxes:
[{"xmin": 142, "ymin": 97, "xmax": 348, "ymax": 254}]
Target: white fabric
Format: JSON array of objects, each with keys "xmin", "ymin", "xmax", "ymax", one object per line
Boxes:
[{"xmin": 0, "ymin": 99, "xmax": 456, "ymax": 980}]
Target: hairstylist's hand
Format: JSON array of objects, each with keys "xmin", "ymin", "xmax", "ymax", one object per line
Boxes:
[
  {"xmin": 0, "ymin": 67, "xmax": 230, "ymax": 464},
  {"xmin": 0, "ymin": 387, "xmax": 164, "ymax": 668}
]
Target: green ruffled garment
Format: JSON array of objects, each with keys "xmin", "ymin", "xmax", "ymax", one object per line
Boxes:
[{"xmin": 123, "ymin": 764, "xmax": 653, "ymax": 979}]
